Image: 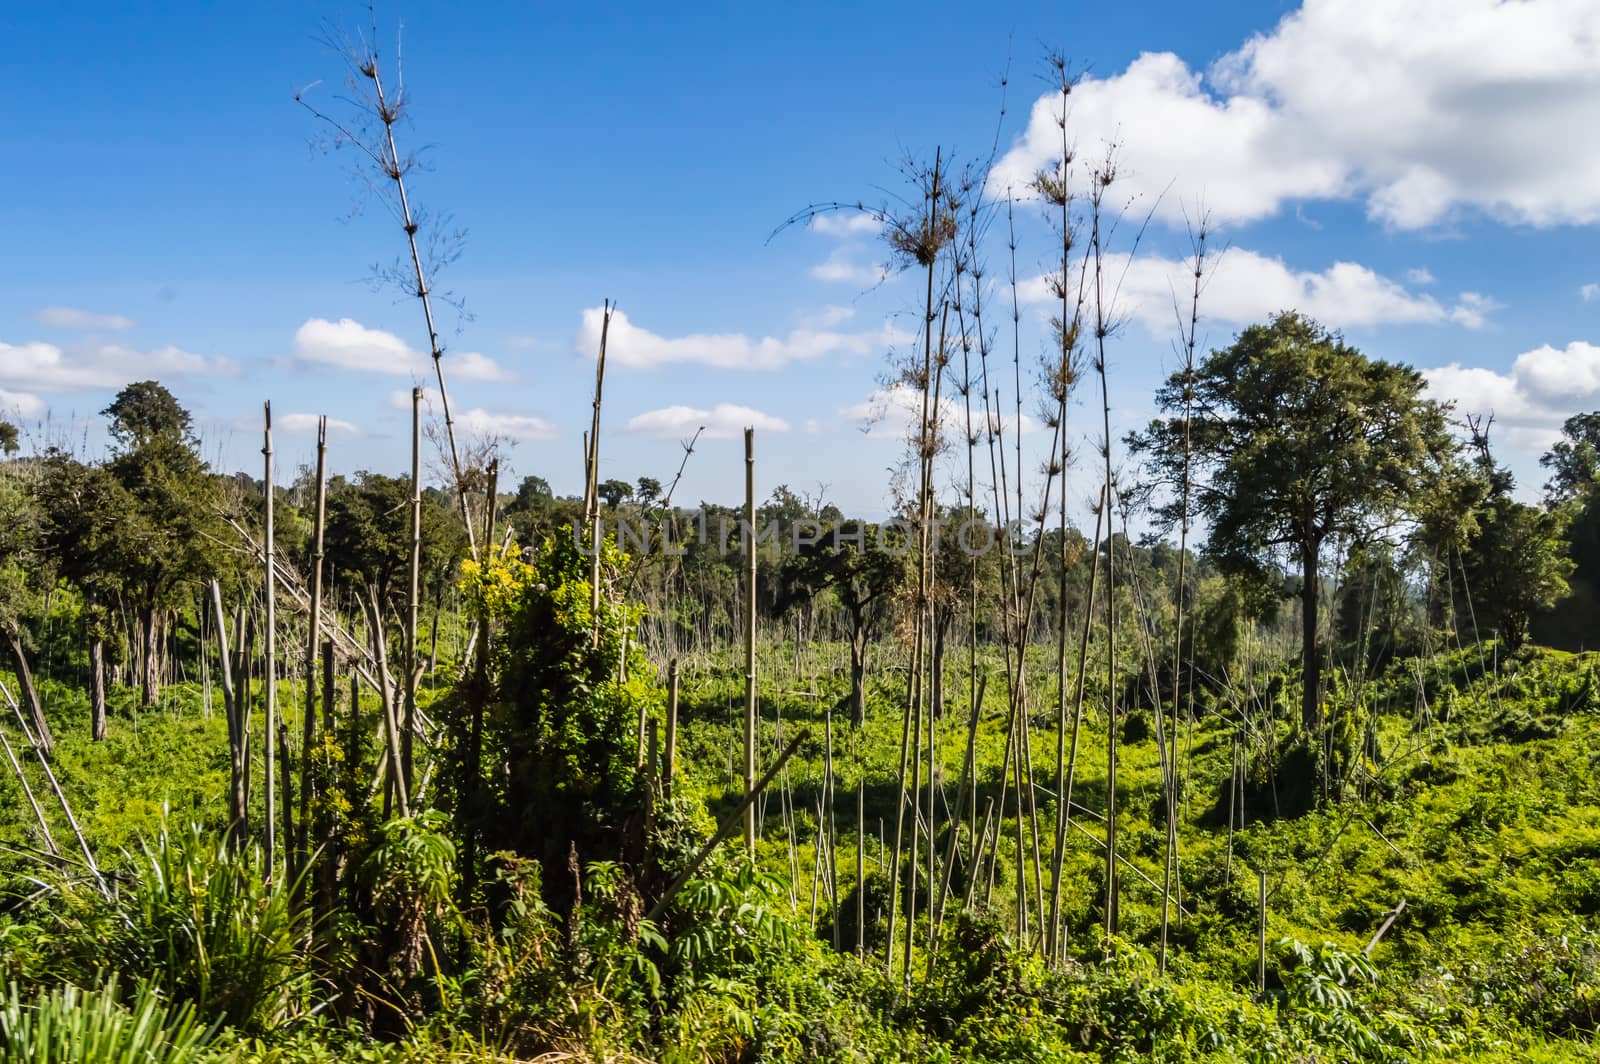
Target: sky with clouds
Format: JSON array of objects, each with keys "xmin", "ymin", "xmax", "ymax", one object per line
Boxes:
[{"xmin": 3, "ymin": 0, "xmax": 1598, "ymax": 525}]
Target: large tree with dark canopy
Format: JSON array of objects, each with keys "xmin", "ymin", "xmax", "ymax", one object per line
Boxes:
[
  {"xmin": 35, "ymin": 451, "xmax": 138, "ymax": 738},
  {"xmin": 102, "ymin": 381, "xmax": 221, "ymax": 706},
  {"xmin": 1132, "ymin": 312, "xmax": 1455, "ymax": 731},
  {"xmin": 778, "ymin": 520, "xmax": 905, "ymax": 726}
]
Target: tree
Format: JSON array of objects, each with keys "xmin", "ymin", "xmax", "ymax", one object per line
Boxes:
[
  {"xmin": 1541, "ymin": 412, "xmax": 1600, "ymax": 504},
  {"xmin": 597, "ymin": 479, "xmax": 633, "ymax": 509},
  {"xmin": 1132, "ymin": 313, "xmax": 1454, "ymax": 731},
  {"xmin": 779, "ymin": 521, "xmax": 905, "ymax": 726},
  {"xmin": 510, "ymin": 474, "xmax": 553, "ymax": 513},
  {"xmin": 325, "ymin": 472, "xmax": 460, "ymax": 608},
  {"xmin": 1458, "ymin": 422, "xmax": 1573, "ymax": 650},
  {"xmin": 35, "ymin": 451, "xmax": 136, "ymax": 739},
  {"xmin": 0, "ymin": 420, "xmax": 17, "ymax": 455},
  {"xmin": 0, "ymin": 459, "xmax": 52, "ymax": 753},
  {"xmin": 635, "ymin": 476, "xmax": 662, "ymax": 507},
  {"xmin": 102, "ymin": 381, "xmax": 221, "ymax": 705}
]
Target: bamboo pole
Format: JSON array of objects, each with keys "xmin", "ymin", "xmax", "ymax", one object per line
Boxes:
[
  {"xmin": 299, "ymin": 416, "xmax": 328, "ymax": 870},
  {"xmin": 1089, "ymin": 173, "xmax": 1118, "ymax": 941},
  {"xmin": 210, "ymin": 581, "xmax": 247, "ymax": 836},
  {"xmin": 263, "ymin": 401, "xmax": 277, "ymax": 869},
  {"xmin": 0, "ymin": 677, "xmax": 105, "ymax": 897},
  {"xmin": 664, "ymin": 659, "xmax": 680, "ymax": 800},
  {"xmin": 743, "ymin": 427, "xmax": 757, "ymax": 856},
  {"xmin": 857, "ymin": 780, "xmax": 866, "ymax": 959},
  {"xmin": 405, "ymin": 389, "xmax": 421, "ymax": 794},
  {"xmin": 1258, "ymin": 870, "xmax": 1268, "ymax": 994},
  {"xmin": 586, "ymin": 303, "xmax": 612, "ymax": 645},
  {"xmin": 0, "ymin": 717, "xmax": 58, "ymax": 857},
  {"xmin": 646, "ymin": 729, "xmax": 808, "ymax": 924}
]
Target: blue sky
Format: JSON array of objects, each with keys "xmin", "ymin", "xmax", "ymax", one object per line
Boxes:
[{"xmin": 4, "ymin": 0, "xmax": 1598, "ymax": 525}]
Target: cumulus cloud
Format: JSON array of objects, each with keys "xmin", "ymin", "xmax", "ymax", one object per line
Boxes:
[
  {"xmin": 810, "ymin": 248, "xmax": 891, "ymax": 287},
  {"xmin": 1424, "ymin": 341, "xmax": 1600, "ymax": 438},
  {"xmin": 275, "ymin": 412, "xmax": 359, "ymax": 435},
  {"xmin": 34, "ymin": 307, "xmax": 135, "ymax": 331},
  {"xmin": 1582, "ymin": 283, "xmax": 1600, "ymax": 303},
  {"xmin": 294, "ymin": 318, "xmax": 508, "ymax": 382},
  {"xmin": 1406, "ymin": 268, "xmax": 1436, "ymax": 286},
  {"xmin": 841, "ymin": 384, "xmax": 1039, "ymax": 443},
  {"xmin": 810, "ymin": 213, "xmax": 883, "ymax": 238},
  {"xmin": 0, "ymin": 388, "xmax": 43, "ymax": 417},
  {"xmin": 576, "ymin": 307, "xmax": 908, "ymax": 371},
  {"xmin": 992, "ymin": 0, "xmax": 1600, "ymax": 228},
  {"xmin": 626, "ymin": 403, "xmax": 790, "ymax": 441},
  {"xmin": 1020, "ymin": 248, "xmax": 1495, "ymax": 335},
  {"xmin": 0, "ymin": 339, "xmax": 235, "ymax": 393},
  {"xmin": 388, "ymin": 387, "xmax": 556, "ymax": 442}
]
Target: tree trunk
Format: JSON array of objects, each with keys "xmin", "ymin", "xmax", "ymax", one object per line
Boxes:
[
  {"xmin": 4, "ymin": 627, "xmax": 53, "ymax": 756},
  {"xmin": 90, "ymin": 638, "xmax": 107, "ymax": 741},
  {"xmin": 849, "ymin": 625, "xmax": 867, "ymax": 728},
  {"xmin": 1301, "ymin": 541, "xmax": 1321, "ymax": 732},
  {"xmin": 141, "ymin": 605, "xmax": 161, "ymax": 706}
]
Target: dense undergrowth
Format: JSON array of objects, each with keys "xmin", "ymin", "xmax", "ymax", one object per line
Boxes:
[{"xmin": 3, "ymin": 633, "xmax": 1599, "ymax": 1060}]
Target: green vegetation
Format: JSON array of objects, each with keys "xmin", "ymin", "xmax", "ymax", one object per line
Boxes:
[{"xmin": 5, "ymin": 31, "xmax": 1600, "ymax": 1064}]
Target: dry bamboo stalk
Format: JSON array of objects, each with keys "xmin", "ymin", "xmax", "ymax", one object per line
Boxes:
[
  {"xmin": 645, "ymin": 729, "xmax": 807, "ymax": 924},
  {"xmin": 889, "ymin": 149, "xmax": 942, "ymax": 983},
  {"xmin": 365, "ymin": 588, "xmax": 410, "ymax": 818},
  {"xmin": 826, "ymin": 709, "xmax": 840, "ymax": 951},
  {"xmin": 1161, "ymin": 219, "xmax": 1208, "ymax": 972},
  {"xmin": 586, "ymin": 306, "xmax": 613, "ymax": 648},
  {"xmin": 857, "ymin": 780, "xmax": 866, "ymax": 959},
  {"xmin": 210, "ymin": 581, "xmax": 248, "ymax": 836},
  {"xmin": 0, "ymin": 677, "xmax": 106, "ymax": 897},
  {"xmin": 299, "ymin": 416, "xmax": 328, "ymax": 871},
  {"xmin": 1089, "ymin": 168, "xmax": 1119, "ymax": 941},
  {"xmin": 263, "ymin": 401, "xmax": 278, "ymax": 868},
  {"xmin": 404, "ymin": 389, "xmax": 421, "ymax": 793},
  {"xmin": 743, "ymin": 428, "xmax": 757, "ymax": 856},
  {"xmin": 0, "ymin": 716, "xmax": 58, "ymax": 857},
  {"xmin": 664, "ymin": 659, "xmax": 679, "ymax": 800},
  {"xmin": 930, "ymin": 671, "xmax": 986, "ymax": 962},
  {"xmin": 1257, "ymin": 871, "xmax": 1268, "ymax": 994}
]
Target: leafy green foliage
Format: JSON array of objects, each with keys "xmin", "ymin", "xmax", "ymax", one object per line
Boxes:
[
  {"xmin": 22, "ymin": 821, "xmax": 313, "ymax": 1033},
  {"xmin": 0, "ymin": 977, "xmax": 221, "ymax": 1064}
]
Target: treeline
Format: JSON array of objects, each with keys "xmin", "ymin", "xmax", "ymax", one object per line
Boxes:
[{"xmin": 4, "ymin": 365, "xmax": 1598, "ymax": 749}]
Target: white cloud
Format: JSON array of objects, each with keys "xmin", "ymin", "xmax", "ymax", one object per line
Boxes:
[
  {"xmin": 1406, "ymin": 268, "xmax": 1436, "ymax": 286},
  {"xmin": 1424, "ymin": 341, "xmax": 1600, "ymax": 434},
  {"xmin": 0, "ymin": 339, "xmax": 235, "ymax": 393},
  {"xmin": 626, "ymin": 403, "xmax": 790, "ymax": 441},
  {"xmin": 993, "ymin": 0, "xmax": 1600, "ymax": 229},
  {"xmin": 1021, "ymin": 248, "xmax": 1495, "ymax": 334},
  {"xmin": 811, "ymin": 305, "xmax": 856, "ymax": 328},
  {"xmin": 810, "ymin": 213, "xmax": 882, "ymax": 237},
  {"xmin": 293, "ymin": 318, "xmax": 508, "ymax": 382},
  {"xmin": 274, "ymin": 412, "xmax": 360, "ymax": 435},
  {"xmin": 1582, "ymin": 283, "xmax": 1600, "ymax": 303},
  {"xmin": 841, "ymin": 383, "xmax": 1039, "ymax": 443},
  {"xmin": 34, "ymin": 307, "xmax": 135, "ymax": 331},
  {"xmin": 811, "ymin": 248, "xmax": 891, "ymax": 287},
  {"xmin": 1449, "ymin": 292, "xmax": 1502, "ymax": 330},
  {"xmin": 0, "ymin": 389, "xmax": 43, "ymax": 417},
  {"xmin": 456, "ymin": 409, "xmax": 558, "ymax": 441},
  {"xmin": 389, "ymin": 387, "xmax": 557, "ymax": 442},
  {"xmin": 576, "ymin": 306, "xmax": 909, "ymax": 371}
]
